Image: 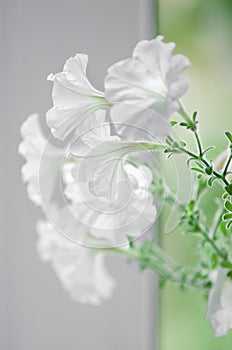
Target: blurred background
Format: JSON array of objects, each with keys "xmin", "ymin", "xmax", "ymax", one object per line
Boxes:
[
  {"xmin": 159, "ymin": 0, "xmax": 232, "ymax": 349},
  {"xmin": 2, "ymin": 0, "xmax": 232, "ymax": 349}
]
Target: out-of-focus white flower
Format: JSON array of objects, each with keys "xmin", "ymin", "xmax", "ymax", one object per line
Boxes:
[
  {"xmin": 18, "ymin": 114, "xmax": 63, "ymax": 206},
  {"xmin": 62, "ymin": 160, "xmax": 157, "ymax": 247},
  {"xmin": 206, "ymin": 268, "xmax": 232, "ymax": 337},
  {"xmin": 69, "ymin": 110, "xmax": 164, "ymax": 201},
  {"xmin": 46, "ymin": 53, "xmax": 110, "ymax": 140},
  {"xmin": 105, "ymin": 36, "xmax": 190, "ymax": 120},
  {"xmin": 36, "ymin": 205, "xmax": 115, "ymax": 305}
]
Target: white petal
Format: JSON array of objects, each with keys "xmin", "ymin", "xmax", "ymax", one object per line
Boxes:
[
  {"xmin": 36, "ymin": 206, "xmax": 115, "ymax": 304},
  {"xmin": 47, "ymin": 53, "xmax": 108, "ymax": 140},
  {"xmin": 46, "ymin": 104, "xmax": 103, "ymax": 140},
  {"xmin": 206, "ymin": 268, "xmax": 232, "ymax": 337},
  {"xmin": 19, "ymin": 114, "xmax": 63, "ymax": 206},
  {"xmin": 104, "ymin": 35, "xmax": 190, "ymax": 120}
]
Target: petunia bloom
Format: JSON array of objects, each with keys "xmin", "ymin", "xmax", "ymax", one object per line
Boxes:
[
  {"xmin": 105, "ymin": 35, "xmax": 190, "ymax": 120},
  {"xmin": 63, "ymin": 159, "xmax": 157, "ymax": 247},
  {"xmin": 36, "ymin": 205, "xmax": 115, "ymax": 305},
  {"xmin": 69, "ymin": 110, "xmax": 164, "ymax": 201},
  {"xmin": 46, "ymin": 53, "xmax": 110, "ymax": 140},
  {"xmin": 206, "ymin": 268, "xmax": 232, "ymax": 337}
]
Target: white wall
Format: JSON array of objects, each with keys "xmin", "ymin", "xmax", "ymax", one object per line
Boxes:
[{"xmin": 1, "ymin": 1, "xmax": 158, "ymax": 349}]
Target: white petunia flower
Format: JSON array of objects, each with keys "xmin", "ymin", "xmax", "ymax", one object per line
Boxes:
[
  {"xmin": 206, "ymin": 268, "xmax": 232, "ymax": 337},
  {"xmin": 62, "ymin": 159, "xmax": 157, "ymax": 247},
  {"xmin": 69, "ymin": 110, "xmax": 164, "ymax": 201},
  {"xmin": 36, "ymin": 205, "xmax": 115, "ymax": 305},
  {"xmin": 46, "ymin": 53, "xmax": 110, "ymax": 140},
  {"xmin": 105, "ymin": 35, "xmax": 190, "ymax": 120},
  {"xmin": 18, "ymin": 114, "xmax": 63, "ymax": 206}
]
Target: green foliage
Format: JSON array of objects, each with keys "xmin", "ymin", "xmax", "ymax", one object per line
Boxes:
[{"xmin": 112, "ymin": 108, "xmax": 232, "ymax": 330}]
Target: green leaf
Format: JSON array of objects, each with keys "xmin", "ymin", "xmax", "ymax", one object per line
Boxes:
[
  {"xmin": 225, "ymin": 131, "xmax": 232, "ymax": 143},
  {"xmin": 221, "ymin": 261, "xmax": 232, "ymax": 269},
  {"xmin": 179, "ymin": 122, "xmax": 189, "ymax": 128},
  {"xmin": 126, "ymin": 235, "xmax": 135, "ymax": 249},
  {"xmin": 189, "ymin": 200, "xmax": 195, "ymax": 212},
  {"xmin": 170, "ymin": 121, "xmax": 177, "ymax": 126},
  {"xmin": 223, "ymin": 192, "xmax": 229, "ymax": 200},
  {"xmin": 226, "ymin": 220, "xmax": 232, "ymax": 230},
  {"xmin": 179, "ymin": 141, "xmax": 187, "ymax": 147},
  {"xmin": 208, "ymin": 176, "xmax": 217, "ymax": 187},
  {"xmin": 159, "ymin": 278, "xmax": 167, "ymax": 288},
  {"xmin": 204, "ymin": 281, "xmax": 213, "ymax": 289},
  {"xmin": 225, "ymin": 184, "xmax": 232, "ymax": 195},
  {"xmin": 202, "ymin": 146, "xmax": 215, "ymax": 155},
  {"xmin": 223, "ymin": 213, "xmax": 232, "ymax": 221},
  {"xmin": 212, "ymin": 254, "xmax": 218, "ymax": 269},
  {"xmin": 205, "ymin": 166, "xmax": 213, "ymax": 175},
  {"xmin": 192, "ymin": 111, "xmax": 198, "ymax": 122},
  {"xmin": 220, "ymin": 222, "xmax": 227, "ymax": 236},
  {"xmin": 191, "ymin": 167, "xmax": 205, "ymax": 174},
  {"xmin": 166, "ymin": 135, "xmax": 174, "ymax": 145},
  {"xmin": 195, "ymin": 161, "xmax": 204, "ymax": 169},
  {"xmin": 225, "ymin": 200, "xmax": 232, "ymax": 212}
]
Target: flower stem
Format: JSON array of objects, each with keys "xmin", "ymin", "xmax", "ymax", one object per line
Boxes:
[
  {"xmin": 223, "ymin": 154, "xmax": 232, "ymax": 177},
  {"xmin": 106, "ymin": 245, "xmax": 207, "ymax": 290}
]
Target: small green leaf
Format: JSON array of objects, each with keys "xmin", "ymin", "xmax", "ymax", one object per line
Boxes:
[
  {"xmin": 204, "ymin": 281, "xmax": 213, "ymax": 289},
  {"xmin": 195, "ymin": 161, "xmax": 204, "ymax": 169},
  {"xmin": 221, "ymin": 261, "xmax": 232, "ymax": 269},
  {"xmin": 226, "ymin": 220, "xmax": 232, "ymax": 230},
  {"xmin": 225, "ymin": 200, "xmax": 232, "ymax": 212},
  {"xmin": 191, "ymin": 167, "xmax": 205, "ymax": 174},
  {"xmin": 189, "ymin": 200, "xmax": 195, "ymax": 212},
  {"xmin": 223, "ymin": 213, "xmax": 232, "ymax": 221},
  {"xmin": 212, "ymin": 254, "xmax": 218, "ymax": 269},
  {"xmin": 126, "ymin": 235, "xmax": 135, "ymax": 249},
  {"xmin": 225, "ymin": 184, "xmax": 232, "ymax": 195},
  {"xmin": 202, "ymin": 146, "xmax": 215, "ymax": 155},
  {"xmin": 205, "ymin": 166, "xmax": 213, "ymax": 175},
  {"xmin": 208, "ymin": 176, "xmax": 217, "ymax": 187},
  {"xmin": 225, "ymin": 131, "xmax": 232, "ymax": 143},
  {"xmin": 170, "ymin": 121, "xmax": 177, "ymax": 126},
  {"xmin": 159, "ymin": 278, "xmax": 167, "ymax": 288},
  {"xmin": 192, "ymin": 111, "xmax": 198, "ymax": 122},
  {"xmin": 179, "ymin": 141, "xmax": 186, "ymax": 147},
  {"xmin": 180, "ymin": 122, "xmax": 188, "ymax": 127},
  {"xmin": 220, "ymin": 222, "xmax": 227, "ymax": 235},
  {"xmin": 223, "ymin": 192, "xmax": 229, "ymax": 200}
]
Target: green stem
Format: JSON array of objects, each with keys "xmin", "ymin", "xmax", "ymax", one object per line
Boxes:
[
  {"xmin": 193, "ymin": 130, "xmax": 203, "ymax": 157},
  {"xmin": 223, "ymin": 154, "xmax": 232, "ymax": 177},
  {"xmin": 197, "ymin": 224, "xmax": 227, "ymax": 261},
  {"xmin": 178, "ymin": 146, "xmax": 229, "ymax": 186},
  {"xmin": 209, "ymin": 204, "xmax": 224, "ymax": 240},
  {"xmin": 177, "ymin": 107, "xmax": 229, "ymax": 187},
  {"xmin": 105, "ymin": 246, "xmax": 206, "ymax": 289}
]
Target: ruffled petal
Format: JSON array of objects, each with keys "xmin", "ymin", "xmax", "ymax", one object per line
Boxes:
[
  {"xmin": 47, "ymin": 53, "xmax": 109, "ymax": 140},
  {"xmin": 18, "ymin": 114, "xmax": 63, "ymax": 206},
  {"xmin": 105, "ymin": 36, "xmax": 190, "ymax": 120},
  {"xmin": 36, "ymin": 206, "xmax": 115, "ymax": 304}
]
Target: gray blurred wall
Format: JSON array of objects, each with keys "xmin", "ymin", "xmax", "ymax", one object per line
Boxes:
[{"xmin": 1, "ymin": 1, "xmax": 158, "ymax": 349}]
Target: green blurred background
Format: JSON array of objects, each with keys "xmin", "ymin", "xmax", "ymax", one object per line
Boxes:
[{"xmin": 158, "ymin": 0, "xmax": 232, "ymax": 349}]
